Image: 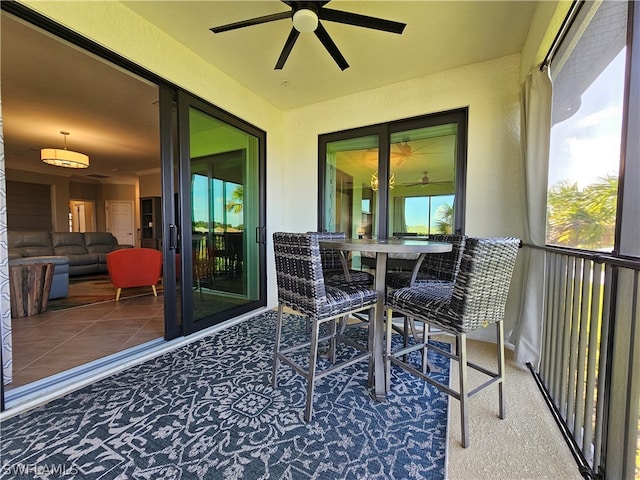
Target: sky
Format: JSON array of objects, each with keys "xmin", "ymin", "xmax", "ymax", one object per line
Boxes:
[
  {"xmin": 192, "ymin": 176, "xmax": 243, "ymax": 227},
  {"xmin": 405, "ymin": 194, "xmax": 454, "ymax": 229},
  {"xmin": 548, "ymin": 49, "xmax": 625, "ymax": 190}
]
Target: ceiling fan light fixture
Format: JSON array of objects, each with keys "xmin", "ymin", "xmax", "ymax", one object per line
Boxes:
[
  {"xmin": 292, "ymin": 9, "xmax": 318, "ymax": 33},
  {"xmin": 371, "ymin": 171, "xmax": 395, "ymax": 191},
  {"xmin": 41, "ymin": 131, "xmax": 89, "ymax": 169}
]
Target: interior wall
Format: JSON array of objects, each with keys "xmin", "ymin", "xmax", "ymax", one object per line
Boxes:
[
  {"xmin": 6, "ymin": 181, "xmax": 53, "ymax": 231},
  {"xmin": 520, "ymin": 1, "xmax": 573, "ymax": 80},
  {"xmin": 281, "ymin": 54, "xmax": 524, "ymax": 238},
  {"xmin": 69, "ymin": 180, "xmax": 99, "ymax": 201},
  {"xmin": 5, "ymin": 168, "xmax": 70, "ymax": 231},
  {"xmin": 139, "ymin": 172, "xmax": 161, "ymax": 198}
]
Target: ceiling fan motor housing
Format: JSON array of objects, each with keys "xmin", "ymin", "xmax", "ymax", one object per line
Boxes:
[{"xmin": 292, "ymin": 8, "xmax": 318, "ymax": 32}]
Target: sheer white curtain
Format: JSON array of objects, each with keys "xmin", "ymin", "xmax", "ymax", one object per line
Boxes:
[
  {"xmin": 393, "ymin": 197, "xmax": 406, "ymax": 234},
  {"xmin": 511, "ymin": 67, "xmax": 552, "ymax": 367}
]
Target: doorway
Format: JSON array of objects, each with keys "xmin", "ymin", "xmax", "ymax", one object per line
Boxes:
[
  {"xmin": 69, "ymin": 200, "xmax": 97, "ymax": 232},
  {"xmin": 105, "ymin": 200, "xmax": 135, "ymax": 246}
]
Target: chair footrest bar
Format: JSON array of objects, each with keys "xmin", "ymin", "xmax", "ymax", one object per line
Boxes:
[
  {"xmin": 392, "ymin": 343, "xmax": 427, "ymax": 358},
  {"xmin": 276, "ymin": 353, "xmax": 310, "ymax": 380},
  {"xmin": 314, "ymin": 351, "xmax": 370, "ymax": 380},
  {"xmin": 389, "ymin": 355, "xmax": 502, "ymax": 400},
  {"xmin": 389, "ymin": 356, "xmax": 460, "ymax": 400},
  {"xmin": 339, "ymin": 335, "xmax": 368, "ymax": 353},
  {"xmin": 276, "ymin": 351, "xmax": 370, "ymax": 382},
  {"xmin": 468, "ymin": 375, "xmax": 502, "ymax": 398},
  {"xmin": 466, "ymin": 360, "xmax": 499, "ymax": 378},
  {"xmin": 278, "ymin": 332, "xmax": 340, "ymax": 356},
  {"xmin": 392, "ymin": 341, "xmax": 452, "ymax": 361}
]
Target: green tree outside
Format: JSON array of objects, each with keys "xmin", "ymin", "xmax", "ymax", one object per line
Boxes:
[
  {"xmin": 546, "ymin": 175, "xmax": 618, "ymax": 251},
  {"xmin": 433, "ymin": 204, "xmax": 454, "ymax": 234},
  {"xmin": 226, "ymin": 185, "xmax": 243, "ymax": 215}
]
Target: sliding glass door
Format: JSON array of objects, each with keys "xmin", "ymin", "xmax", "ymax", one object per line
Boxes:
[
  {"xmin": 170, "ymin": 92, "xmax": 266, "ymax": 335},
  {"xmin": 319, "ymin": 109, "xmax": 468, "ymax": 240}
]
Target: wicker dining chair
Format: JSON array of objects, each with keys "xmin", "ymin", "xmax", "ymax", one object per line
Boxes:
[
  {"xmin": 386, "ymin": 234, "xmax": 466, "ymax": 370},
  {"xmin": 385, "ymin": 237, "xmax": 520, "ymax": 447},
  {"xmin": 385, "ymin": 234, "xmax": 467, "ymax": 289},
  {"xmin": 311, "ymin": 231, "xmax": 374, "ymax": 286},
  {"xmin": 272, "ymin": 232, "xmax": 377, "ymax": 421}
]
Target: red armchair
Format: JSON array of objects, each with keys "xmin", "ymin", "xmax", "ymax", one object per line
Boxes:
[{"xmin": 106, "ymin": 248, "xmax": 162, "ymax": 301}]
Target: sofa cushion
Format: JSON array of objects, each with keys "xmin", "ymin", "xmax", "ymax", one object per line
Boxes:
[
  {"xmin": 83, "ymin": 232, "xmax": 118, "ymax": 253},
  {"xmin": 51, "ymin": 232, "xmax": 89, "ymax": 255},
  {"xmin": 64, "ymin": 253, "xmax": 100, "ymax": 266},
  {"xmin": 7, "ymin": 231, "xmax": 54, "ymax": 257}
]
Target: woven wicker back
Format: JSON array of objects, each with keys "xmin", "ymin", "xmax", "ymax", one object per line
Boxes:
[
  {"xmin": 273, "ymin": 232, "xmax": 326, "ymax": 318},
  {"xmin": 309, "ymin": 231, "xmax": 347, "ymax": 271},
  {"xmin": 420, "ymin": 234, "xmax": 467, "ymax": 282},
  {"xmin": 449, "ymin": 237, "xmax": 520, "ymax": 332}
]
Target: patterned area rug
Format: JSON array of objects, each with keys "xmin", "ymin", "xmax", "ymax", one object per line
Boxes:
[{"xmin": 0, "ymin": 311, "xmax": 450, "ymax": 479}]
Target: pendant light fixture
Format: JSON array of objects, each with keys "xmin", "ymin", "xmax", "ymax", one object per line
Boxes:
[
  {"xmin": 371, "ymin": 171, "xmax": 395, "ymax": 191},
  {"xmin": 41, "ymin": 131, "xmax": 89, "ymax": 169}
]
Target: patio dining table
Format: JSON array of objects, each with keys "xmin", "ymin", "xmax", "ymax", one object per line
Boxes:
[{"xmin": 318, "ymin": 238, "xmax": 453, "ymax": 401}]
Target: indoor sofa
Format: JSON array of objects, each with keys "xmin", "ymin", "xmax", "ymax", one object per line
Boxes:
[{"xmin": 8, "ymin": 231, "xmax": 133, "ymax": 277}]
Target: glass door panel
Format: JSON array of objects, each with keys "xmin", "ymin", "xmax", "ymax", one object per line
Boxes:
[
  {"xmin": 388, "ymin": 124, "xmax": 458, "ymax": 237},
  {"xmin": 189, "ymin": 107, "xmax": 260, "ymax": 323},
  {"xmin": 323, "ymin": 135, "xmax": 378, "ymax": 269},
  {"xmin": 324, "ymin": 135, "xmax": 379, "ymax": 238},
  {"xmin": 178, "ymin": 95, "xmax": 265, "ymax": 334}
]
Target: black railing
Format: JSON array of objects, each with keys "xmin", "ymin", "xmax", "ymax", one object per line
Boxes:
[{"xmin": 525, "ymin": 243, "xmax": 640, "ymax": 479}]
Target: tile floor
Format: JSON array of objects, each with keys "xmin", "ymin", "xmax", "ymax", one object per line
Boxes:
[{"xmin": 8, "ymin": 294, "xmax": 165, "ymax": 390}]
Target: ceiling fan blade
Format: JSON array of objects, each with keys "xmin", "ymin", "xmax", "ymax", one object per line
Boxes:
[
  {"xmin": 282, "ymin": 0, "xmax": 330, "ymax": 7},
  {"xmin": 319, "ymin": 8, "xmax": 406, "ymax": 34},
  {"xmin": 275, "ymin": 28, "xmax": 300, "ymax": 70},
  {"xmin": 314, "ymin": 23, "xmax": 349, "ymax": 70},
  {"xmin": 210, "ymin": 11, "xmax": 291, "ymax": 34},
  {"xmin": 402, "ymin": 181, "xmax": 451, "ymax": 187}
]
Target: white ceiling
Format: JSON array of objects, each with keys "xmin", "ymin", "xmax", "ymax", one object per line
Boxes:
[
  {"xmin": 1, "ymin": 1, "xmax": 538, "ymax": 184},
  {"xmin": 124, "ymin": 1, "xmax": 538, "ymax": 110}
]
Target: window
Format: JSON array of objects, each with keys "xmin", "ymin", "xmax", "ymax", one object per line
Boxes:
[
  {"xmin": 318, "ymin": 109, "xmax": 467, "ymax": 240},
  {"xmin": 546, "ymin": 1, "xmax": 627, "ymax": 252},
  {"xmin": 400, "ymin": 194, "xmax": 455, "ymax": 235}
]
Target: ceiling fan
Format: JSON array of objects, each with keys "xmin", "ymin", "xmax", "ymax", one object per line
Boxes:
[
  {"xmin": 403, "ymin": 171, "xmax": 450, "ymax": 187},
  {"xmin": 389, "ymin": 140, "xmax": 448, "ymax": 165},
  {"xmin": 209, "ymin": 1, "xmax": 406, "ymax": 71}
]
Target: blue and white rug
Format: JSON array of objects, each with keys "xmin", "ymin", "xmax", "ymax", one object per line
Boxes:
[{"xmin": 0, "ymin": 311, "xmax": 449, "ymax": 479}]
